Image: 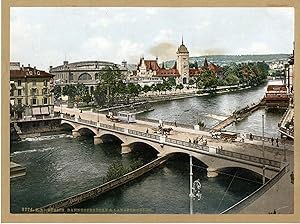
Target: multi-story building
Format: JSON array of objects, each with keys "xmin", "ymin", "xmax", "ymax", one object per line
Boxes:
[
  {"xmin": 49, "ymin": 60, "xmax": 128, "ymax": 93},
  {"xmin": 130, "ymin": 39, "xmax": 221, "ymax": 86},
  {"xmin": 10, "ymin": 62, "xmax": 54, "ymax": 119}
]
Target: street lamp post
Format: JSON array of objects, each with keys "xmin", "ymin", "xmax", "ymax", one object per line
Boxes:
[
  {"xmin": 189, "ymin": 155, "xmax": 202, "ymax": 214},
  {"xmin": 262, "ymin": 114, "xmax": 266, "ymax": 184},
  {"xmin": 189, "ymin": 155, "xmax": 193, "ymax": 214}
]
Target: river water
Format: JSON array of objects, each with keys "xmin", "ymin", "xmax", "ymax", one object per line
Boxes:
[
  {"xmin": 10, "ymin": 80, "xmax": 284, "ymax": 214},
  {"xmin": 137, "ymin": 80, "xmax": 285, "ymax": 137}
]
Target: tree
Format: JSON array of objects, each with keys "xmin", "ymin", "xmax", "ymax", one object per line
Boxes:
[
  {"xmin": 62, "ymin": 84, "xmax": 77, "ymax": 102},
  {"xmin": 96, "ymin": 65, "xmax": 124, "ymax": 105},
  {"xmin": 176, "ymin": 84, "xmax": 184, "ymax": 92},
  {"xmin": 225, "ymin": 73, "xmax": 239, "ymax": 85},
  {"xmin": 53, "ymin": 85, "xmax": 62, "ymax": 100},
  {"xmin": 82, "ymin": 92, "xmax": 92, "ymax": 104},
  {"xmin": 196, "ymin": 70, "xmax": 218, "ymax": 91},
  {"xmin": 194, "ymin": 60, "xmax": 198, "ymax": 69},
  {"xmin": 93, "ymin": 87, "xmax": 107, "ymax": 107},
  {"xmin": 142, "ymin": 85, "xmax": 151, "ymax": 94},
  {"xmin": 76, "ymin": 83, "xmax": 89, "ymax": 97},
  {"xmin": 189, "ymin": 79, "xmax": 195, "ymax": 85}
]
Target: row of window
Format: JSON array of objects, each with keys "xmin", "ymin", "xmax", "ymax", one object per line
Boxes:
[
  {"xmin": 16, "ymin": 80, "xmax": 48, "ymax": 86},
  {"xmin": 11, "ymin": 88, "xmax": 49, "ymax": 97},
  {"xmin": 16, "ymin": 98, "xmax": 49, "ymax": 105}
]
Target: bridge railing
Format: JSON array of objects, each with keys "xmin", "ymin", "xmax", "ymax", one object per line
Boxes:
[
  {"xmin": 62, "ymin": 114, "xmax": 75, "ymax": 121},
  {"xmin": 245, "ymin": 133, "xmax": 276, "ymax": 143},
  {"xmin": 221, "ymin": 164, "xmax": 288, "ymax": 214},
  {"xmin": 137, "ymin": 117, "xmax": 209, "ymax": 131},
  {"xmin": 165, "ymin": 138, "xmax": 210, "ymax": 152},
  {"xmin": 128, "ymin": 129, "xmax": 160, "ymax": 140},
  {"xmin": 78, "ymin": 118, "xmax": 97, "ymax": 126},
  {"xmin": 216, "ymin": 148, "xmax": 281, "ymax": 168}
]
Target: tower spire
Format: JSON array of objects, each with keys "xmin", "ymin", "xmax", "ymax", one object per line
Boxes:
[{"xmin": 182, "ymin": 35, "xmax": 184, "ymax": 44}]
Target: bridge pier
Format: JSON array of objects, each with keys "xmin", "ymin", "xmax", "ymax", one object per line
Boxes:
[
  {"xmin": 121, "ymin": 143, "xmax": 132, "ymax": 154},
  {"xmin": 94, "ymin": 136, "xmax": 103, "ymax": 145},
  {"xmin": 207, "ymin": 167, "xmax": 218, "ymax": 178},
  {"xmin": 72, "ymin": 130, "xmax": 81, "ymax": 138}
]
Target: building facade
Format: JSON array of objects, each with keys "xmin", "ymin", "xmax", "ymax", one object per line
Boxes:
[
  {"xmin": 50, "ymin": 60, "xmax": 128, "ymax": 93},
  {"xmin": 10, "ymin": 62, "xmax": 54, "ymax": 119},
  {"xmin": 130, "ymin": 39, "xmax": 221, "ymax": 86}
]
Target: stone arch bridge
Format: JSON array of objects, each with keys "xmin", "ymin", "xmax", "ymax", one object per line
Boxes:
[{"xmin": 60, "ymin": 114, "xmax": 283, "ymax": 179}]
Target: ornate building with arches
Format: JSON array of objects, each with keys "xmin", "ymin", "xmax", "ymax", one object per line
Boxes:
[{"xmin": 50, "ymin": 60, "xmax": 128, "ymax": 93}]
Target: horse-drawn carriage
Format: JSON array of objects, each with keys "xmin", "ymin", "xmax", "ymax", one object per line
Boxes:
[
  {"xmin": 151, "ymin": 126, "xmax": 173, "ymax": 135},
  {"xmin": 106, "ymin": 114, "xmax": 120, "ymax": 122}
]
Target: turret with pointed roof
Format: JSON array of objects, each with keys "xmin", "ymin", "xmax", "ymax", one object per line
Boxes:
[{"xmin": 177, "ymin": 37, "xmax": 189, "ymax": 54}]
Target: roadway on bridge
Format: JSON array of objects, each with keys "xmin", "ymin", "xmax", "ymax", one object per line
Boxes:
[{"xmin": 55, "ymin": 106, "xmax": 294, "ymax": 168}]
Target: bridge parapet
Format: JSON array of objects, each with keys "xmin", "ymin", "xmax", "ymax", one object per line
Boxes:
[
  {"xmin": 165, "ymin": 137, "xmax": 209, "ymax": 152},
  {"xmin": 61, "ymin": 116, "xmax": 283, "ymax": 171},
  {"xmin": 221, "ymin": 164, "xmax": 289, "ymax": 214},
  {"xmin": 216, "ymin": 148, "xmax": 282, "ymax": 169}
]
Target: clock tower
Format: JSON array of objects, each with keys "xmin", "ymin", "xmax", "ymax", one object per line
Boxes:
[{"xmin": 176, "ymin": 38, "xmax": 189, "ymax": 85}]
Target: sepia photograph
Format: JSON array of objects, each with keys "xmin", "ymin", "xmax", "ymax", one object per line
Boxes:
[{"xmin": 3, "ymin": 1, "xmax": 298, "ymax": 222}]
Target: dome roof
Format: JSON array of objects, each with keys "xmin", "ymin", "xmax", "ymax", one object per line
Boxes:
[{"xmin": 177, "ymin": 39, "xmax": 189, "ymax": 54}]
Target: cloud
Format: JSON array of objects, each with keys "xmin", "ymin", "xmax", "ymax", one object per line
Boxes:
[
  {"xmin": 146, "ymin": 8, "xmax": 158, "ymax": 15},
  {"xmin": 195, "ymin": 48, "xmax": 226, "ymax": 56},
  {"xmin": 117, "ymin": 40, "xmax": 144, "ymax": 63},
  {"xmin": 148, "ymin": 42, "xmax": 177, "ymax": 61},
  {"xmin": 83, "ymin": 36, "xmax": 112, "ymax": 51},
  {"xmin": 154, "ymin": 29, "xmax": 175, "ymax": 43},
  {"xmin": 195, "ymin": 21, "xmax": 211, "ymax": 30},
  {"xmin": 237, "ymin": 42, "xmax": 272, "ymax": 54}
]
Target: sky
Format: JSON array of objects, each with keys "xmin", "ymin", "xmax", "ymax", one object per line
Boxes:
[{"xmin": 10, "ymin": 7, "xmax": 294, "ymax": 71}]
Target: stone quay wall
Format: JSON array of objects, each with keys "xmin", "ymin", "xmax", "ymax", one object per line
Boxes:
[{"xmin": 38, "ymin": 155, "xmax": 170, "ymax": 212}]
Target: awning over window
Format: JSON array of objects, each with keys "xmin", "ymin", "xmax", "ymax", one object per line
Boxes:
[
  {"xmin": 32, "ymin": 107, "xmax": 41, "ymax": 115},
  {"xmin": 41, "ymin": 106, "xmax": 49, "ymax": 115}
]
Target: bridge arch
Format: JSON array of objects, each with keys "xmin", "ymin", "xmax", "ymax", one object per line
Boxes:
[
  {"xmin": 61, "ymin": 120, "xmax": 76, "ymax": 130},
  {"xmin": 127, "ymin": 141, "xmax": 160, "ymax": 156},
  {"xmin": 216, "ymin": 166, "xmax": 265, "ymax": 181},
  {"xmin": 76, "ymin": 125, "xmax": 98, "ymax": 135},
  {"xmin": 98, "ymin": 133, "xmax": 124, "ymax": 144},
  {"xmin": 167, "ymin": 151, "xmax": 209, "ymax": 169}
]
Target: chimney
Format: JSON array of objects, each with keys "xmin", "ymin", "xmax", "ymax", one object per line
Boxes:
[{"xmin": 28, "ymin": 64, "xmax": 30, "ymax": 67}]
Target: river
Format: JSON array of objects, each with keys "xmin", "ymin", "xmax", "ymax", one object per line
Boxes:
[
  {"xmin": 10, "ymin": 80, "xmax": 284, "ymax": 214},
  {"xmin": 137, "ymin": 80, "xmax": 285, "ymax": 137}
]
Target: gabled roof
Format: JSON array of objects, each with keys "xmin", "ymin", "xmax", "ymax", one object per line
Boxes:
[
  {"xmin": 144, "ymin": 60, "xmax": 160, "ymax": 71},
  {"xmin": 10, "ymin": 67, "xmax": 54, "ymax": 79}
]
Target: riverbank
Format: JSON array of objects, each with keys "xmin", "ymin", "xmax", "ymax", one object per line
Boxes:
[{"xmin": 81, "ymin": 83, "xmax": 265, "ymax": 115}]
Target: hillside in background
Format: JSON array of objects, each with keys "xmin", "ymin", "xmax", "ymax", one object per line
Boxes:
[{"xmin": 161, "ymin": 54, "xmax": 290, "ymax": 68}]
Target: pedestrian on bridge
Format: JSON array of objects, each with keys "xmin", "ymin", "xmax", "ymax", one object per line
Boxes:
[
  {"xmin": 271, "ymin": 137, "xmax": 274, "ymax": 145},
  {"xmin": 276, "ymin": 138, "xmax": 279, "ymax": 147}
]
